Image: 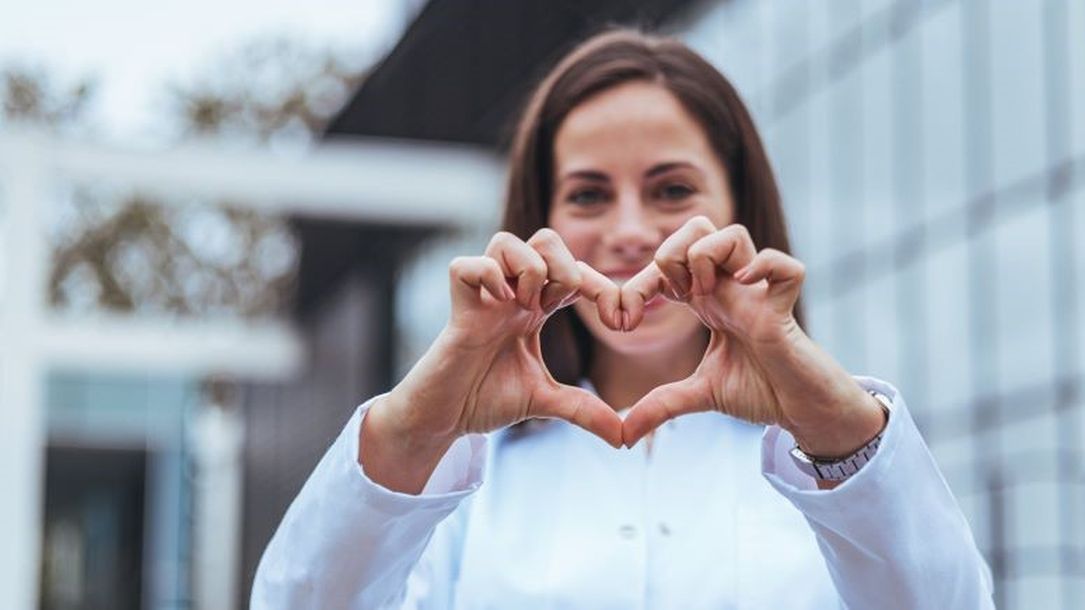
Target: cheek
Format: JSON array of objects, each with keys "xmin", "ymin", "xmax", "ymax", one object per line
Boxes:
[
  {"xmin": 547, "ymin": 217, "xmax": 597, "ymax": 260},
  {"xmin": 704, "ymin": 201, "xmax": 733, "ymax": 228},
  {"xmin": 692, "ymin": 190, "xmax": 734, "ymax": 229}
]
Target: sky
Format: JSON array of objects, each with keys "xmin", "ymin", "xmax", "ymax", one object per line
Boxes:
[{"xmin": 0, "ymin": 0, "xmax": 417, "ymax": 143}]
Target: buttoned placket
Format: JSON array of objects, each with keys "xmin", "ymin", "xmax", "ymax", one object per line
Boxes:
[
  {"xmin": 644, "ymin": 416, "xmax": 740, "ymax": 609},
  {"xmin": 609, "ymin": 431, "xmax": 649, "ymax": 610},
  {"xmin": 642, "ymin": 424, "xmax": 664, "ymax": 609}
]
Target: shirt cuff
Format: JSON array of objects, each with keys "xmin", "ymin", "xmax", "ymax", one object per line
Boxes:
[
  {"xmin": 347, "ymin": 394, "xmax": 488, "ymax": 514},
  {"xmin": 760, "ymin": 375, "xmax": 902, "ymax": 494}
]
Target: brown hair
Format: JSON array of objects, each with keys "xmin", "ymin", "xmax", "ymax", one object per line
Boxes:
[{"xmin": 502, "ymin": 28, "xmax": 804, "ymax": 385}]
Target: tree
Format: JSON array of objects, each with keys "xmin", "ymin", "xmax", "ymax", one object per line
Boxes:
[
  {"xmin": 169, "ymin": 37, "xmax": 366, "ymax": 147},
  {"xmin": 0, "ymin": 64, "xmax": 96, "ymax": 131},
  {"xmin": 1, "ymin": 38, "xmax": 369, "ymax": 318}
]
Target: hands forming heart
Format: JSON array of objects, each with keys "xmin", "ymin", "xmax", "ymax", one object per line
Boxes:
[{"xmin": 365, "ymin": 217, "xmax": 885, "ymax": 493}]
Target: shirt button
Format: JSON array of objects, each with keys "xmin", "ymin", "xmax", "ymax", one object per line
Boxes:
[
  {"xmin": 658, "ymin": 522, "xmax": 672, "ymax": 536},
  {"xmin": 618, "ymin": 524, "xmax": 638, "ymax": 539}
]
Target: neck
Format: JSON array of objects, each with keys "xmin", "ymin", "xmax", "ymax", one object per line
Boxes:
[{"xmin": 588, "ymin": 331, "xmax": 709, "ymax": 411}]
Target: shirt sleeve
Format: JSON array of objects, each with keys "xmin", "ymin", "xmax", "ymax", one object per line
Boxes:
[
  {"xmin": 250, "ymin": 394, "xmax": 488, "ymax": 609},
  {"xmin": 760, "ymin": 376, "xmax": 995, "ymax": 609}
]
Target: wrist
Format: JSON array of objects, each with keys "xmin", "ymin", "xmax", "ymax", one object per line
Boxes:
[
  {"xmin": 788, "ymin": 388, "xmax": 888, "ymax": 459},
  {"xmin": 359, "ymin": 393, "xmax": 460, "ymax": 494}
]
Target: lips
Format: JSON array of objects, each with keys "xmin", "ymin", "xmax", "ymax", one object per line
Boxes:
[
  {"xmin": 600, "ymin": 266, "xmax": 648, "ymax": 285},
  {"xmin": 603, "ymin": 273, "xmax": 637, "ymax": 285}
]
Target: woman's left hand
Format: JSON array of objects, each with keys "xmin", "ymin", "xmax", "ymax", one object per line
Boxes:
[{"xmin": 619, "ymin": 216, "xmax": 886, "ymax": 457}]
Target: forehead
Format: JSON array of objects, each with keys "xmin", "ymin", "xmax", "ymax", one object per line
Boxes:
[{"xmin": 553, "ymin": 80, "xmax": 716, "ymax": 174}]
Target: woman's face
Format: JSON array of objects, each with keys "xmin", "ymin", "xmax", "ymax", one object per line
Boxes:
[{"xmin": 548, "ymin": 80, "xmax": 736, "ymax": 355}]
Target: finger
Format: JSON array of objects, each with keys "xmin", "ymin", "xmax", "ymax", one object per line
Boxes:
[
  {"xmin": 485, "ymin": 232, "xmax": 548, "ymax": 310},
  {"xmin": 449, "ymin": 256, "xmax": 515, "ymax": 307},
  {"xmin": 687, "ymin": 224, "xmax": 758, "ymax": 296},
  {"xmin": 654, "ymin": 215, "xmax": 716, "ymax": 300},
  {"xmin": 531, "ymin": 384, "xmax": 624, "ymax": 448},
  {"xmin": 527, "ymin": 228, "xmax": 582, "ymax": 313},
  {"xmin": 733, "ymin": 248, "xmax": 806, "ymax": 301},
  {"xmin": 575, "ymin": 261, "xmax": 623, "ymax": 330},
  {"xmin": 621, "ymin": 376, "xmax": 707, "ymax": 447},
  {"xmin": 619, "ymin": 262, "xmax": 672, "ymax": 331}
]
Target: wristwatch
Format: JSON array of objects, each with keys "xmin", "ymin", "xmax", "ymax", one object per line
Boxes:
[{"xmin": 788, "ymin": 389, "xmax": 892, "ymax": 482}]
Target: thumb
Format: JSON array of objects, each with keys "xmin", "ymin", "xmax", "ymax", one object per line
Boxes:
[
  {"xmin": 622, "ymin": 376, "xmax": 707, "ymax": 447},
  {"xmin": 531, "ymin": 384, "xmax": 624, "ymax": 448}
]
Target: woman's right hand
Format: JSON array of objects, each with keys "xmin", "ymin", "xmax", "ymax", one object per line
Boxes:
[{"xmin": 361, "ymin": 229, "xmax": 624, "ymax": 493}]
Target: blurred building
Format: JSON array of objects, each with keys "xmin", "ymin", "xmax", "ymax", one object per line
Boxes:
[
  {"xmin": 7, "ymin": 1, "xmax": 1082, "ymax": 609},
  {"xmin": 680, "ymin": 1, "xmax": 1084, "ymax": 608},
  {"xmin": 42, "ymin": 373, "xmax": 196, "ymax": 610}
]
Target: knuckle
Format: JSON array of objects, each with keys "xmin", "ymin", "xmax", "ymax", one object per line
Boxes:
[
  {"xmin": 686, "ymin": 239, "xmax": 712, "ymax": 260},
  {"xmin": 488, "ymin": 230, "xmax": 517, "ymax": 249},
  {"xmin": 529, "ymin": 227, "xmax": 561, "ymax": 247},
  {"xmin": 524, "ymin": 258, "xmax": 548, "ymax": 279},
  {"xmin": 448, "ymin": 256, "xmax": 470, "ymax": 275},
  {"xmin": 723, "ymin": 223, "xmax": 751, "ymax": 239},
  {"xmin": 689, "ymin": 215, "xmax": 716, "ymax": 232},
  {"xmin": 654, "ymin": 249, "xmax": 680, "ymax": 267}
]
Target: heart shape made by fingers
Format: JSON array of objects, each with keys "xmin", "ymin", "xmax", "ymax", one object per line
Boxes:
[
  {"xmin": 597, "ymin": 220, "xmax": 832, "ymax": 449},
  {"xmin": 477, "ymin": 222, "xmax": 867, "ymax": 454}
]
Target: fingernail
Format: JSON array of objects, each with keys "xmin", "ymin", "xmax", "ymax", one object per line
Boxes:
[
  {"xmin": 622, "ymin": 311, "xmax": 630, "ymax": 331},
  {"xmin": 503, "ymin": 285, "xmax": 516, "ymax": 300}
]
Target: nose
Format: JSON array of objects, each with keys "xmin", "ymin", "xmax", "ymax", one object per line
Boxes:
[{"xmin": 601, "ymin": 191, "xmax": 660, "ymax": 260}]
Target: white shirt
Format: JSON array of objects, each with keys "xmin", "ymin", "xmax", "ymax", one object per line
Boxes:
[{"xmin": 251, "ymin": 376, "xmax": 994, "ymax": 609}]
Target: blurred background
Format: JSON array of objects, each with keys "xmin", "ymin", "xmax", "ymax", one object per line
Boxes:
[{"xmin": 0, "ymin": 0, "xmax": 1081, "ymax": 608}]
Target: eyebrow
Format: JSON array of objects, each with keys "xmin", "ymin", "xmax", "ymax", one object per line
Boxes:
[
  {"xmin": 559, "ymin": 161, "xmax": 702, "ymax": 183},
  {"xmin": 645, "ymin": 161, "xmax": 700, "ymax": 178}
]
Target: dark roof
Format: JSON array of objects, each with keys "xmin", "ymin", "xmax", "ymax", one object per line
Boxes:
[{"xmin": 324, "ymin": 0, "xmax": 701, "ymax": 147}]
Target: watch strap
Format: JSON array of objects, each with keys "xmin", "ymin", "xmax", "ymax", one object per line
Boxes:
[{"xmin": 788, "ymin": 390, "xmax": 892, "ymax": 482}]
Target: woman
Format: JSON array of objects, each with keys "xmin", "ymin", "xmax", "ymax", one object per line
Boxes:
[{"xmin": 252, "ymin": 30, "xmax": 993, "ymax": 609}]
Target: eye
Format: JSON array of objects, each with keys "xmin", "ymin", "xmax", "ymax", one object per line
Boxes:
[
  {"xmin": 567, "ymin": 188, "xmax": 608, "ymax": 206},
  {"xmin": 657, "ymin": 183, "xmax": 695, "ymax": 201}
]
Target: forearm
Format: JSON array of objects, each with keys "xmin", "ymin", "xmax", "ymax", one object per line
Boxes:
[
  {"xmin": 757, "ymin": 327, "xmax": 889, "ymax": 479},
  {"xmin": 252, "ymin": 396, "xmax": 483, "ymax": 609},
  {"xmin": 762, "ymin": 378, "xmax": 995, "ymax": 608},
  {"xmin": 361, "ymin": 393, "xmax": 459, "ymax": 495}
]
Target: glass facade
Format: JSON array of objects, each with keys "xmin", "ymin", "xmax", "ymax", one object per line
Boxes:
[
  {"xmin": 686, "ymin": 1, "xmax": 1085, "ymax": 606},
  {"xmin": 45, "ymin": 372, "xmax": 198, "ymax": 610}
]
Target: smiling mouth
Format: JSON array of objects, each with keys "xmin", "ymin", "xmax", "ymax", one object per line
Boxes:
[{"xmin": 605, "ymin": 274, "xmax": 635, "ymax": 286}]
